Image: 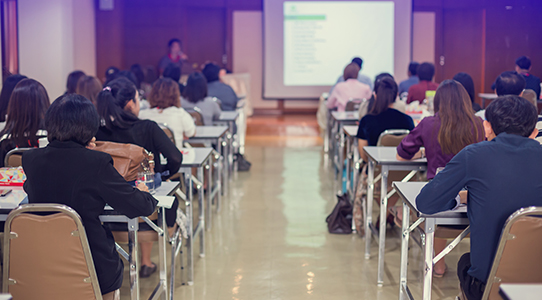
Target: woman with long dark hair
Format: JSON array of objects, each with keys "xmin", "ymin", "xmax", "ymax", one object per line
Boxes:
[
  {"xmin": 397, "ymin": 79, "xmax": 485, "ymax": 277},
  {"xmin": 95, "ymin": 77, "xmax": 182, "ymax": 277},
  {"xmin": 0, "ymin": 79, "xmax": 50, "ymax": 166},
  {"xmin": 66, "ymin": 70, "xmax": 86, "ymax": 94},
  {"xmin": 0, "ymin": 74, "xmax": 27, "ymax": 124},
  {"xmin": 181, "ymin": 72, "xmax": 221, "ymax": 125},
  {"xmin": 356, "ymin": 77, "xmax": 414, "ymax": 161}
]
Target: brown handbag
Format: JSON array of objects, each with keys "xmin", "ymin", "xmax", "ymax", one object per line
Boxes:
[{"xmin": 93, "ymin": 141, "xmax": 154, "ymax": 181}]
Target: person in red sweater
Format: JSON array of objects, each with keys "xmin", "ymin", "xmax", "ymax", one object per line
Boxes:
[{"xmin": 407, "ymin": 62, "xmax": 439, "ymax": 104}]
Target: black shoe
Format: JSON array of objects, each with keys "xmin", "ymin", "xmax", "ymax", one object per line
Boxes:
[{"xmin": 139, "ymin": 263, "xmax": 157, "ymax": 278}]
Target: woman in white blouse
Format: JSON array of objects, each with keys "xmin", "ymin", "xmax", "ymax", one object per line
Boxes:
[{"xmin": 139, "ymin": 77, "xmax": 196, "ymax": 147}]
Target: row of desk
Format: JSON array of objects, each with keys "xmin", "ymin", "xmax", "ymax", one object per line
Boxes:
[{"xmin": 0, "ymin": 111, "xmax": 240, "ymax": 300}]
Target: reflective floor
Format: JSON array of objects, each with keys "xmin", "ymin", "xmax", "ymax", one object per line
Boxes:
[{"xmin": 129, "ymin": 115, "xmax": 468, "ymax": 300}]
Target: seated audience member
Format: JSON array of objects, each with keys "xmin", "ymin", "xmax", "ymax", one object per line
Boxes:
[
  {"xmin": 522, "ymin": 89, "xmax": 538, "ymax": 109},
  {"xmin": 398, "ymin": 62, "xmax": 420, "ymax": 96},
  {"xmin": 453, "ymin": 72, "xmax": 482, "ymax": 112},
  {"xmin": 65, "ymin": 70, "xmax": 86, "ymax": 94},
  {"xmin": 416, "ymin": 95, "xmax": 542, "ymax": 300},
  {"xmin": 158, "ymin": 38, "xmax": 187, "ymax": 75},
  {"xmin": 76, "ymin": 75, "xmax": 102, "ymax": 106},
  {"xmin": 476, "ymin": 71, "xmax": 526, "ymax": 120},
  {"xmin": 130, "ymin": 64, "xmax": 148, "ymax": 99},
  {"xmin": 407, "ymin": 62, "xmax": 439, "ymax": 104},
  {"xmin": 0, "ymin": 74, "xmax": 27, "ymax": 124},
  {"xmin": 202, "ymin": 62, "xmax": 239, "ymax": 111},
  {"xmin": 0, "ymin": 79, "xmax": 49, "ymax": 166},
  {"xmin": 23, "ymin": 93, "xmax": 157, "ymax": 299},
  {"xmin": 104, "ymin": 66, "xmax": 120, "ymax": 86},
  {"xmin": 515, "ymin": 56, "xmax": 541, "ymax": 99},
  {"xmin": 327, "ymin": 63, "xmax": 372, "ymax": 112},
  {"xmin": 96, "ymin": 78, "xmax": 182, "ymax": 277},
  {"xmin": 139, "ymin": 77, "xmax": 196, "ymax": 147},
  {"xmin": 181, "ymin": 72, "xmax": 222, "ymax": 126},
  {"xmin": 397, "ymin": 80, "xmax": 484, "ymax": 277},
  {"xmin": 356, "ymin": 77, "xmax": 414, "ymax": 162},
  {"xmin": 117, "ymin": 70, "xmax": 139, "ymax": 89},
  {"xmin": 329, "ymin": 57, "xmax": 373, "ymax": 93},
  {"xmin": 163, "ymin": 63, "xmax": 185, "ymax": 94}
]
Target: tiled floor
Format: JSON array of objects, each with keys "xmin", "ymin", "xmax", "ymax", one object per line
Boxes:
[{"xmin": 129, "ymin": 115, "xmax": 468, "ymax": 299}]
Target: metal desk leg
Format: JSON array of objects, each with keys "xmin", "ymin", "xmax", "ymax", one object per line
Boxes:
[
  {"xmin": 423, "ymin": 218, "xmax": 436, "ymax": 300},
  {"xmin": 324, "ymin": 110, "xmax": 331, "ymax": 153},
  {"xmin": 221, "ymin": 137, "xmax": 229, "ymax": 196},
  {"xmin": 197, "ymin": 166, "xmax": 206, "ymax": 258},
  {"xmin": 205, "ymin": 161, "xmax": 212, "ymax": 231},
  {"xmin": 345, "ymin": 136, "xmax": 352, "ymax": 197},
  {"xmin": 377, "ymin": 165, "xmax": 389, "ymax": 285},
  {"xmin": 399, "ymin": 202, "xmax": 411, "ymax": 300},
  {"xmin": 338, "ymin": 124, "xmax": 345, "ymax": 195},
  {"xmin": 185, "ymin": 173, "xmax": 194, "ymax": 285},
  {"xmin": 365, "ymin": 159, "xmax": 375, "ymax": 259},
  {"xmin": 215, "ymin": 139, "xmax": 223, "ymax": 211},
  {"xmin": 127, "ymin": 218, "xmax": 140, "ymax": 300},
  {"xmin": 157, "ymin": 207, "xmax": 168, "ymax": 300}
]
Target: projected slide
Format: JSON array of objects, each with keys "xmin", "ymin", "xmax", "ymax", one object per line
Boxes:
[{"xmin": 283, "ymin": 1, "xmax": 394, "ymax": 86}]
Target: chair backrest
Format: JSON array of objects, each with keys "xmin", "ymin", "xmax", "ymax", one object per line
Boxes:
[
  {"xmin": 345, "ymin": 98, "xmax": 364, "ymax": 112},
  {"xmin": 158, "ymin": 123, "xmax": 176, "ymax": 146},
  {"xmin": 4, "ymin": 148, "xmax": 33, "ymax": 168},
  {"xmin": 376, "ymin": 129, "xmax": 410, "ymax": 147},
  {"xmin": 2, "ymin": 204, "xmax": 102, "ymax": 300},
  {"xmin": 188, "ymin": 110, "xmax": 204, "ymax": 126},
  {"xmin": 211, "ymin": 97, "xmax": 223, "ymax": 110},
  {"xmin": 482, "ymin": 206, "xmax": 542, "ymax": 300}
]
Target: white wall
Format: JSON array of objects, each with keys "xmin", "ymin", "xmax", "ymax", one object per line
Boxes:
[
  {"xmin": 233, "ymin": 11, "xmax": 277, "ymax": 109},
  {"xmin": 18, "ymin": 0, "xmax": 96, "ymax": 101},
  {"xmin": 412, "ymin": 12, "xmax": 436, "ymax": 64}
]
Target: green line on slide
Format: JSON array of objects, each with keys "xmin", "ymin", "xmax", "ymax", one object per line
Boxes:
[{"xmin": 284, "ymin": 15, "xmax": 326, "ymax": 20}]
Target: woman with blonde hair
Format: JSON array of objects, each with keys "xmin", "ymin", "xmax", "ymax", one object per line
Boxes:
[{"xmin": 139, "ymin": 77, "xmax": 196, "ymax": 147}]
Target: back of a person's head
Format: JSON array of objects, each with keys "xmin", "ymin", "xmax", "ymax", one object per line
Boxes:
[
  {"xmin": 117, "ymin": 70, "xmax": 139, "ymax": 89},
  {"xmin": 486, "ymin": 95, "xmax": 537, "ymax": 137},
  {"xmin": 3, "ymin": 78, "xmax": 50, "ymax": 145},
  {"xmin": 521, "ymin": 89, "xmax": 538, "ymax": 109},
  {"xmin": 46, "ymin": 94, "xmax": 99, "ymax": 146},
  {"xmin": 453, "ymin": 72, "xmax": 475, "ymax": 103},
  {"xmin": 373, "ymin": 73, "xmax": 394, "ymax": 92},
  {"xmin": 495, "ymin": 71, "xmax": 525, "ymax": 96},
  {"xmin": 417, "ymin": 62, "xmax": 435, "ymax": 81},
  {"xmin": 515, "ymin": 56, "xmax": 531, "ymax": 70},
  {"xmin": 183, "ymin": 72, "xmax": 208, "ymax": 104},
  {"xmin": 343, "ymin": 63, "xmax": 360, "ymax": 81},
  {"xmin": 149, "ymin": 77, "xmax": 180, "ymax": 109},
  {"xmin": 66, "ymin": 70, "xmax": 86, "ymax": 94},
  {"xmin": 143, "ymin": 66, "xmax": 158, "ymax": 84},
  {"xmin": 434, "ymin": 80, "xmax": 482, "ymax": 154},
  {"xmin": 163, "ymin": 63, "xmax": 182, "ymax": 83},
  {"xmin": 97, "ymin": 77, "xmax": 138, "ymax": 130},
  {"xmin": 0, "ymin": 74, "xmax": 27, "ymax": 122},
  {"xmin": 130, "ymin": 64, "xmax": 145, "ymax": 86},
  {"xmin": 370, "ymin": 77, "xmax": 397, "ymax": 115},
  {"xmin": 408, "ymin": 62, "xmax": 419, "ymax": 76},
  {"xmin": 202, "ymin": 63, "xmax": 221, "ymax": 83},
  {"xmin": 105, "ymin": 66, "xmax": 120, "ymax": 85},
  {"xmin": 76, "ymin": 76, "xmax": 102, "ymax": 105},
  {"xmin": 168, "ymin": 38, "xmax": 181, "ymax": 48},
  {"xmin": 351, "ymin": 57, "xmax": 363, "ymax": 69}
]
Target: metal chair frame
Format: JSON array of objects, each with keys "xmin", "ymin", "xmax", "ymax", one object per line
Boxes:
[
  {"xmin": 481, "ymin": 206, "xmax": 542, "ymax": 300},
  {"xmin": 158, "ymin": 123, "xmax": 176, "ymax": 147},
  {"xmin": 2, "ymin": 203, "xmax": 102, "ymax": 299},
  {"xmin": 4, "ymin": 148, "xmax": 33, "ymax": 168}
]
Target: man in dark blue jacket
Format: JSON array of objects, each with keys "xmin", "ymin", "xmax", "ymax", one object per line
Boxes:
[{"xmin": 416, "ymin": 95, "xmax": 542, "ymax": 300}]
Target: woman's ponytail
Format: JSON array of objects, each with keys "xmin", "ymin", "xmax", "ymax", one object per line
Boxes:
[{"xmin": 96, "ymin": 77, "xmax": 138, "ymax": 130}]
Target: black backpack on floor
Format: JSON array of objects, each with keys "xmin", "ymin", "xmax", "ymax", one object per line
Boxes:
[{"xmin": 326, "ymin": 194, "xmax": 353, "ymax": 234}]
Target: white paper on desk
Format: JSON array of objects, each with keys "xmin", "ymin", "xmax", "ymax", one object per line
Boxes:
[
  {"xmin": 154, "ymin": 195, "xmax": 174, "ymax": 209},
  {"xmin": 0, "ymin": 190, "xmax": 27, "ymax": 208},
  {"xmin": 179, "ymin": 148, "xmax": 195, "ymax": 164}
]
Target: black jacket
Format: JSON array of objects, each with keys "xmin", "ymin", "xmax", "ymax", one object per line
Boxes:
[{"xmin": 22, "ymin": 140, "xmax": 158, "ymax": 294}]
